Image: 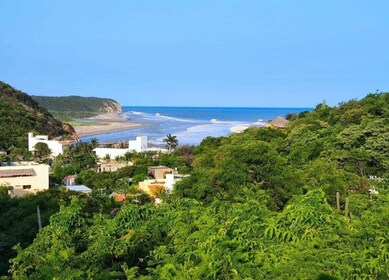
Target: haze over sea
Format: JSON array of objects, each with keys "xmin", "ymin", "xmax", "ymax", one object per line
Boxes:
[{"xmin": 81, "ymin": 107, "xmax": 310, "ymax": 146}]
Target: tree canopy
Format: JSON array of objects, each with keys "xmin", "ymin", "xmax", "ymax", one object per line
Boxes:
[{"xmin": 1, "ymin": 93, "xmax": 388, "ymax": 279}]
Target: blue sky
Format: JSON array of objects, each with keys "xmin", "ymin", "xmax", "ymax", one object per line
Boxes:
[{"xmin": 0, "ymin": 1, "xmax": 388, "ymax": 107}]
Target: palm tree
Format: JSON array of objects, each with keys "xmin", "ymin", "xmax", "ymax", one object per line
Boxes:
[
  {"xmin": 90, "ymin": 138, "xmax": 99, "ymax": 149},
  {"xmin": 163, "ymin": 134, "xmax": 179, "ymax": 152}
]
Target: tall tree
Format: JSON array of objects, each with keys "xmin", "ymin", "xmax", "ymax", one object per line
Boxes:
[
  {"xmin": 163, "ymin": 134, "xmax": 179, "ymax": 152},
  {"xmin": 34, "ymin": 142, "xmax": 51, "ymax": 162}
]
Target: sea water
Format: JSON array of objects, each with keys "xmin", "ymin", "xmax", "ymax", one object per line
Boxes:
[{"xmin": 81, "ymin": 107, "xmax": 311, "ymax": 146}]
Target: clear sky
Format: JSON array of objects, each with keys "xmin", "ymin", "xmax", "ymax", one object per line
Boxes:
[{"xmin": 0, "ymin": 1, "xmax": 388, "ymax": 107}]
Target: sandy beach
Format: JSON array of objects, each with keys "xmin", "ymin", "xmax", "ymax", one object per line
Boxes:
[{"xmin": 73, "ymin": 113, "xmax": 144, "ymax": 137}]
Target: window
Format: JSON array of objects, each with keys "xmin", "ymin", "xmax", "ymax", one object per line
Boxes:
[{"xmin": 23, "ymin": 185, "xmax": 31, "ymax": 189}]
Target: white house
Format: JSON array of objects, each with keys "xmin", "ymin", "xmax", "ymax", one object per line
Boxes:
[
  {"xmin": 28, "ymin": 132, "xmax": 72, "ymax": 156},
  {"xmin": 128, "ymin": 136, "xmax": 148, "ymax": 152},
  {"xmin": 0, "ymin": 162, "xmax": 49, "ymax": 197},
  {"xmin": 94, "ymin": 136, "xmax": 149, "ymax": 159}
]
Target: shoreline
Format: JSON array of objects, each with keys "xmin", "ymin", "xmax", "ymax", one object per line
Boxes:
[{"xmin": 73, "ymin": 112, "xmax": 145, "ymax": 137}]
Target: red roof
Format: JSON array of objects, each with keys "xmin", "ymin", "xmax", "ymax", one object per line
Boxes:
[{"xmin": 114, "ymin": 194, "xmax": 126, "ymax": 202}]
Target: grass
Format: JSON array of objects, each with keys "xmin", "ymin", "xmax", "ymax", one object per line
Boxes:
[{"xmin": 50, "ymin": 111, "xmax": 99, "ymax": 122}]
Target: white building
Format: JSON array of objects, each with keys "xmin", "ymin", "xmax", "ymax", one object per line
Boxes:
[
  {"xmin": 93, "ymin": 147, "xmax": 129, "ymax": 160},
  {"xmin": 94, "ymin": 136, "xmax": 149, "ymax": 159},
  {"xmin": 0, "ymin": 162, "xmax": 49, "ymax": 197},
  {"xmin": 28, "ymin": 132, "xmax": 72, "ymax": 156},
  {"xmin": 165, "ymin": 173, "xmax": 176, "ymax": 191},
  {"xmin": 128, "ymin": 136, "xmax": 148, "ymax": 153}
]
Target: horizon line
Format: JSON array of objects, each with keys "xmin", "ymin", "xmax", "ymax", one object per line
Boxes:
[{"xmin": 121, "ymin": 105, "xmax": 314, "ymax": 109}]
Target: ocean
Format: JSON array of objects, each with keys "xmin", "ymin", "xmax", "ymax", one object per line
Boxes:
[{"xmin": 81, "ymin": 107, "xmax": 311, "ymax": 146}]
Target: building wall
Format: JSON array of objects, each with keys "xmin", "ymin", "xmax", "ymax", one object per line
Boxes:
[
  {"xmin": 0, "ymin": 164, "xmax": 49, "ymax": 193},
  {"xmin": 138, "ymin": 179, "xmax": 165, "ymax": 196},
  {"xmin": 157, "ymin": 168, "xmax": 172, "ymax": 179},
  {"xmin": 94, "ymin": 136, "xmax": 148, "ymax": 158},
  {"xmin": 93, "ymin": 148, "xmax": 128, "ymax": 159},
  {"xmin": 63, "ymin": 175, "xmax": 76, "ymax": 186},
  {"xmin": 128, "ymin": 136, "xmax": 148, "ymax": 153},
  {"xmin": 147, "ymin": 147, "xmax": 168, "ymax": 153},
  {"xmin": 28, "ymin": 132, "xmax": 64, "ymax": 156},
  {"xmin": 165, "ymin": 174, "xmax": 176, "ymax": 191},
  {"xmin": 138, "ymin": 175, "xmax": 179, "ymax": 196},
  {"xmin": 97, "ymin": 163, "xmax": 129, "ymax": 172},
  {"xmin": 148, "ymin": 167, "xmax": 173, "ymax": 179},
  {"xmin": 139, "ymin": 179, "xmax": 157, "ymax": 192}
]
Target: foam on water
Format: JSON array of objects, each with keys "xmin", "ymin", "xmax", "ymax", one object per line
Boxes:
[
  {"xmin": 155, "ymin": 113, "xmax": 197, "ymax": 123},
  {"xmin": 210, "ymin": 118, "xmax": 241, "ymax": 125},
  {"xmin": 81, "ymin": 106, "xmax": 311, "ymax": 145},
  {"xmin": 131, "ymin": 111, "xmax": 144, "ymax": 115},
  {"xmin": 168, "ymin": 123, "xmax": 233, "ymax": 145}
]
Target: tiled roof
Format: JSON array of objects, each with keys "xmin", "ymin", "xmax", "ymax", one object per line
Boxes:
[{"xmin": 0, "ymin": 168, "xmax": 35, "ymax": 178}]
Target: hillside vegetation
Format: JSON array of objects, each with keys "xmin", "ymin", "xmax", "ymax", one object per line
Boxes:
[
  {"xmin": 175, "ymin": 93, "xmax": 388, "ymax": 208},
  {"xmin": 32, "ymin": 95, "xmax": 122, "ymax": 120},
  {"xmin": 3, "ymin": 93, "xmax": 389, "ymax": 279},
  {"xmin": 0, "ymin": 82, "xmax": 76, "ymax": 153}
]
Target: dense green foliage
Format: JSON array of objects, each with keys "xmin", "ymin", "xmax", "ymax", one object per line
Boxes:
[
  {"xmin": 33, "ymin": 142, "xmax": 51, "ymax": 163},
  {"xmin": 52, "ymin": 142, "xmax": 194, "ymax": 194},
  {"xmin": 32, "ymin": 95, "xmax": 122, "ymax": 120},
  {"xmin": 0, "ymin": 190, "xmax": 120, "ymax": 277},
  {"xmin": 0, "ymin": 191, "xmax": 59, "ymax": 275},
  {"xmin": 175, "ymin": 93, "xmax": 388, "ymax": 209},
  {"xmin": 51, "ymin": 142, "xmax": 99, "ymax": 182},
  {"xmin": 2, "ymin": 93, "xmax": 388, "ymax": 279},
  {"xmin": 0, "ymin": 81, "xmax": 75, "ymax": 153},
  {"xmin": 6, "ymin": 187, "xmax": 389, "ymax": 279},
  {"xmin": 0, "ymin": 190, "xmax": 88, "ymax": 275}
]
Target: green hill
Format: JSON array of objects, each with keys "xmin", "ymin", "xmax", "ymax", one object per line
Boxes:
[
  {"xmin": 32, "ymin": 95, "xmax": 122, "ymax": 121},
  {"xmin": 0, "ymin": 81, "xmax": 76, "ymax": 152},
  {"xmin": 3, "ymin": 93, "xmax": 389, "ymax": 279},
  {"xmin": 175, "ymin": 93, "xmax": 389, "ymax": 207}
]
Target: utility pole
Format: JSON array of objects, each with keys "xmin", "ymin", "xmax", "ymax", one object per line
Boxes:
[{"xmin": 37, "ymin": 205, "xmax": 42, "ymax": 231}]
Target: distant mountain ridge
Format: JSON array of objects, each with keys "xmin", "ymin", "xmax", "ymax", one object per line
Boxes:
[
  {"xmin": 0, "ymin": 81, "xmax": 77, "ymax": 151},
  {"xmin": 32, "ymin": 95, "xmax": 122, "ymax": 115}
]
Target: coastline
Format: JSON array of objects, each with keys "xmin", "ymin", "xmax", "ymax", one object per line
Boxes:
[
  {"xmin": 73, "ymin": 113, "xmax": 144, "ymax": 137},
  {"xmin": 76, "ymin": 107, "xmax": 309, "ymax": 144}
]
